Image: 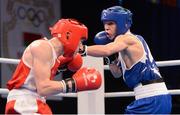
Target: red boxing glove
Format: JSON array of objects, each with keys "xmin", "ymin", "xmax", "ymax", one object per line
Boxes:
[
  {"xmin": 67, "ymin": 53, "xmax": 83, "ymax": 72},
  {"xmin": 73, "ymin": 67, "xmax": 102, "ymax": 91},
  {"xmin": 58, "ymin": 56, "xmax": 72, "ymax": 65},
  {"xmin": 57, "ymin": 56, "xmax": 73, "ymax": 72},
  {"xmin": 61, "ymin": 67, "xmax": 102, "ymax": 93},
  {"xmin": 57, "ymin": 53, "xmax": 82, "ymax": 72}
]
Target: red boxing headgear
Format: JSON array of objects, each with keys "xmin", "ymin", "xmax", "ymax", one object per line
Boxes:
[{"xmin": 50, "ymin": 19, "xmax": 88, "ymax": 57}]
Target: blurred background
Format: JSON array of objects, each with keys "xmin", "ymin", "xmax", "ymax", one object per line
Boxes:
[{"xmin": 1, "ymin": 0, "xmax": 180, "ymax": 114}]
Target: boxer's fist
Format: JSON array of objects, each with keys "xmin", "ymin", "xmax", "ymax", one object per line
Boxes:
[
  {"xmin": 94, "ymin": 31, "xmax": 113, "ymax": 45},
  {"xmin": 67, "ymin": 53, "xmax": 83, "ymax": 72},
  {"xmin": 57, "ymin": 56, "xmax": 72, "ymax": 72},
  {"xmin": 73, "ymin": 67, "xmax": 102, "ymax": 91},
  {"xmin": 57, "ymin": 53, "xmax": 83, "ymax": 73},
  {"xmin": 61, "ymin": 67, "xmax": 102, "ymax": 93},
  {"xmin": 104, "ymin": 53, "xmax": 119, "ymax": 65}
]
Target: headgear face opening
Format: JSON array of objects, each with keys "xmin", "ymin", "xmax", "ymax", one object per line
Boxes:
[
  {"xmin": 101, "ymin": 6, "xmax": 133, "ymax": 36},
  {"xmin": 50, "ymin": 19, "xmax": 88, "ymax": 57}
]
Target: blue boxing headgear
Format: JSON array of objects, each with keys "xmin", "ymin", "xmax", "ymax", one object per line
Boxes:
[{"xmin": 101, "ymin": 6, "xmax": 133, "ymax": 35}]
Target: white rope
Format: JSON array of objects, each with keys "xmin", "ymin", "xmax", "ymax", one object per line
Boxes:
[
  {"xmin": 1, "ymin": 58, "xmax": 180, "ymax": 68},
  {"xmin": 54, "ymin": 93, "xmax": 77, "ymax": 97},
  {"xmin": 0, "ymin": 58, "xmax": 19, "ymax": 64},
  {"xmin": 105, "ymin": 91, "xmax": 134, "ymax": 98},
  {"xmin": 104, "ymin": 59, "xmax": 180, "ymax": 70},
  {"xmin": 156, "ymin": 60, "xmax": 180, "ymax": 67},
  {"xmin": 1, "ymin": 57, "xmax": 180, "ymax": 98},
  {"xmin": 0, "ymin": 88, "xmax": 180, "ymax": 98},
  {"xmin": 105, "ymin": 89, "xmax": 180, "ymax": 98},
  {"xmin": 0, "ymin": 88, "xmax": 9, "ymax": 95},
  {"xmin": 0, "ymin": 88, "xmax": 77, "ymax": 97}
]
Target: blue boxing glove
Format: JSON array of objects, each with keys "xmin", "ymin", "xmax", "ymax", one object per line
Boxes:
[
  {"xmin": 94, "ymin": 31, "xmax": 113, "ymax": 45},
  {"xmin": 104, "ymin": 53, "xmax": 119, "ymax": 65},
  {"xmin": 79, "ymin": 31, "xmax": 112, "ymax": 56},
  {"xmin": 94, "ymin": 31, "xmax": 117, "ymax": 65}
]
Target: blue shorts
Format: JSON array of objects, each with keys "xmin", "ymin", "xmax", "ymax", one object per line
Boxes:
[{"xmin": 125, "ymin": 94, "xmax": 172, "ymax": 114}]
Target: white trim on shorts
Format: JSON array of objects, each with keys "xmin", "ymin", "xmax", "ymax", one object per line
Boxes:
[
  {"xmin": 7, "ymin": 88, "xmax": 45, "ymax": 103},
  {"xmin": 134, "ymin": 82, "xmax": 169, "ymax": 100}
]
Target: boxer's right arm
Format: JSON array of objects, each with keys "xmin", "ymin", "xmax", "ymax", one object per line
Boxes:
[
  {"xmin": 30, "ymin": 41, "xmax": 65, "ymax": 96},
  {"xmin": 105, "ymin": 53, "xmax": 122, "ymax": 78},
  {"xmin": 109, "ymin": 62, "xmax": 122, "ymax": 78}
]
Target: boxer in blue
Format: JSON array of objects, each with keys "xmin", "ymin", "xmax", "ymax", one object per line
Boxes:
[{"xmin": 80, "ymin": 6, "xmax": 172, "ymax": 114}]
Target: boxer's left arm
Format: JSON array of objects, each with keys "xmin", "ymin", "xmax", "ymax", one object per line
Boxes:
[
  {"xmin": 104, "ymin": 53, "xmax": 122, "ymax": 78},
  {"xmin": 109, "ymin": 61, "xmax": 122, "ymax": 78}
]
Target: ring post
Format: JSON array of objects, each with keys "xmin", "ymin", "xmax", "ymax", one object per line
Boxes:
[{"xmin": 78, "ymin": 56, "xmax": 105, "ymax": 114}]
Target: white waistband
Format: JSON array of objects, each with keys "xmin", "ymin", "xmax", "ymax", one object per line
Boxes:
[
  {"xmin": 134, "ymin": 82, "xmax": 169, "ymax": 100},
  {"xmin": 7, "ymin": 88, "xmax": 46, "ymax": 103}
]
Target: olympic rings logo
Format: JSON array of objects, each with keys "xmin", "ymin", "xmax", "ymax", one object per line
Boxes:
[{"xmin": 17, "ymin": 6, "xmax": 46, "ymax": 27}]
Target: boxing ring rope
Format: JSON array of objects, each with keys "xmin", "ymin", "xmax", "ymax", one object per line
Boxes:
[
  {"xmin": 1, "ymin": 57, "xmax": 180, "ymax": 67},
  {"xmin": 0, "ymin": 88, "xmax": 78, "ymax": 97},
  {"xmin": 1, "ymin": 57, "xmax": 180, "ymax": 114},
  {"xmin": 1, "ymin": 88, "xmax": 180, "ymax": 98},
  {"xmin": 1, "ymin": 57, "xmax": 180, "ymax": 98},
  {"xmin": 104, "ymin": 59, "xmax": 180, "ymax": 70},
  {"xmin": 0, "ymin": 58, "xmax": 20, "ymax": 64}
]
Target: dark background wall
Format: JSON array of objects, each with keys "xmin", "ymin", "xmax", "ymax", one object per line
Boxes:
[{"xmin": 1, "ymin": 0, "xmax": 180, "ymax": 114}]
